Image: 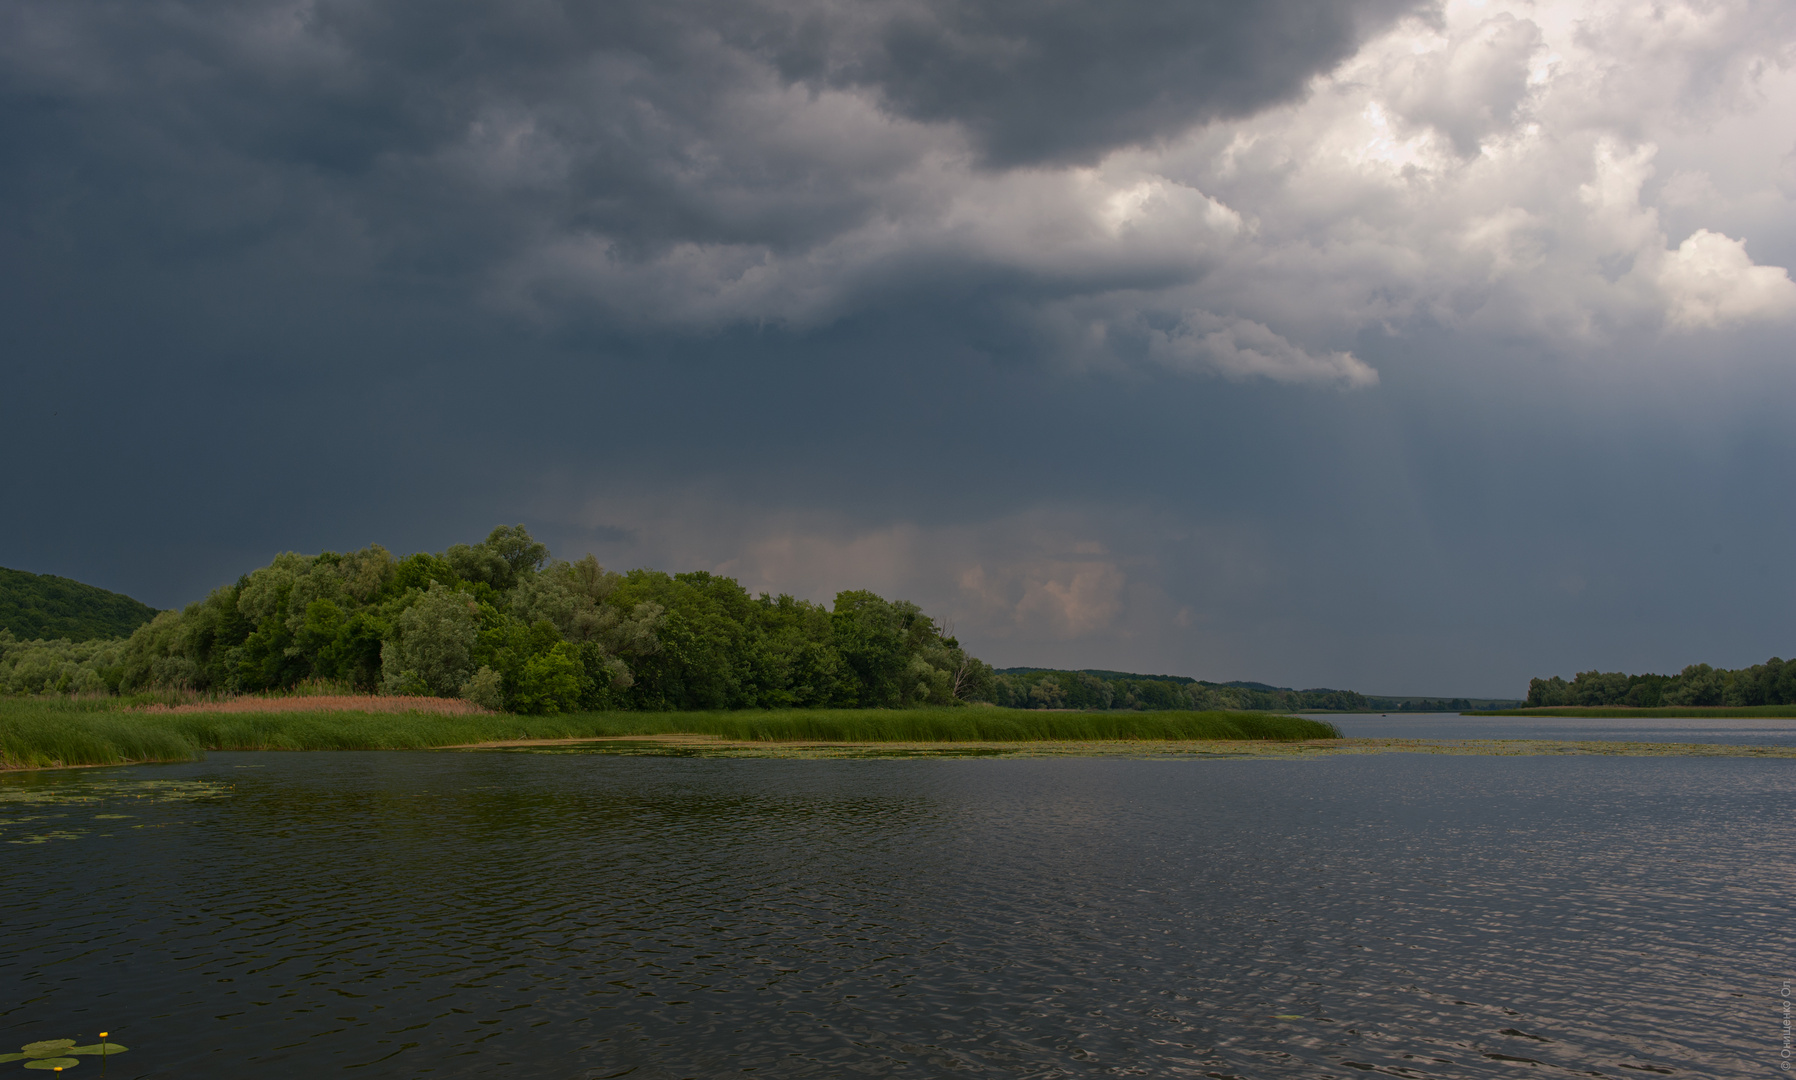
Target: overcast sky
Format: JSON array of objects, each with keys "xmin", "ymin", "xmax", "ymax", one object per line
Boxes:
[{"xmin": 3, "ymin": 0, "xmax": 1793, "ymax": 696}]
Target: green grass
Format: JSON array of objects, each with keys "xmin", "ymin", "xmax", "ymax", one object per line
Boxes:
[
  {"xmin": 1467, "ymin": 705, "xmax": 1796, "ymax": 718},
  {"xmin": 0, "ymin": 700, "xmax": 1342, "ymax": 770},
  {"xmin": 0, "ymin": 699, "xmax": 200, "ymax": 771}
]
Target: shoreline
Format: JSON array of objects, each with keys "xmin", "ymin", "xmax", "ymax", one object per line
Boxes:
[
  {"xmin": 452, "ymin": 734, "xmax": 1796, "ymax": 758},
  {"xmin": 7, "ymin": 735, "xmax": 1793, "ymax": 772}
]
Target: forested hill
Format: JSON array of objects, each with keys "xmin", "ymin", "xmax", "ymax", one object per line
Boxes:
[
  {"xmin": 992, "ymin": 668, "xmax": 1522, "ymax": 712},
  {"xmin": 0, "ymin": 566, "xmax": 160, "ymax": 642},
  {"xmin": 993, "ymin": 668, "xmax": 1371, "ymax": 712}
]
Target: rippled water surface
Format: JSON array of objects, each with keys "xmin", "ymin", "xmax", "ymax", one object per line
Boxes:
[
  {"xmin": 2, "ymin": 751, "xmax": 1789, "ymax": 1078},
  {"xmin": 1326, "ymin": 711, "xmax": 1796, "ymax": 746}
]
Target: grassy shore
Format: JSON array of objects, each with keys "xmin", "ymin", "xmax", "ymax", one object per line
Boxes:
[
  {"xmin": 533, "ymin": 736, "xmax": 1796, "ymax": 759},
  {"xmin": 1467, "ymin": 705, "xmax": 1796, "ymax": 718},
  {"xmin": 0, "ymin": 698, "xmax": 1340, "ymax": 770}
]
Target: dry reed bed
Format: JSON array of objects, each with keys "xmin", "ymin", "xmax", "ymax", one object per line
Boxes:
[{"xmin": 133, "ymin": 695, "xmax": 492, "ymax": 716}]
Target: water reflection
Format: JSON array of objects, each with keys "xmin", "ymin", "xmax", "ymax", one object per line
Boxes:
[{"xmin": 1, "ymin": 752, "xmax": 1786, "ymax": 1078}]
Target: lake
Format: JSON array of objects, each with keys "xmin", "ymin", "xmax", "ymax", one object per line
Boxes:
[
  {"xmin": 1326, "ymin": 710, "xmax": 1796, "ymax": 746},
  {"xmin": 2, "ymin": 721, "xmax": 1790, "ymax": 1077}
]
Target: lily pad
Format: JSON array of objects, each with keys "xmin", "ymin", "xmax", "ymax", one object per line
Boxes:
[
  {"xmin": 0, "ymin": 1055, "xmax": 23, "ymax": 1064},
  {"xmin": 23, "ymin": 1058, "xmax": 79, "ymax": 1069},
  {"xmin": 1272, "ymin": 1014, "xmax": 1305, "ymax": 1020},
  {"xmin": 20, "ymin": 1043, "xmax": 74, "ymax": 1056},
  {"xmin": 67, "ymin": 1045, "xmax": 126, "ymax": 1056}
]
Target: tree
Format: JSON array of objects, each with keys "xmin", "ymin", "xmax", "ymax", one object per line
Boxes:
[
  {"xmin": 486, "ymin": 525, "xmax": 549, "ymax": 580},
  {"xmin": 381, "ymin": 584, "xmax": 481, "ymax": 696}
]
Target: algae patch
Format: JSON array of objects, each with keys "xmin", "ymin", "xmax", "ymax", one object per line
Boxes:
[{"xmin": 0, "ymin": 777, "xmax": 230, "ymax": 845}]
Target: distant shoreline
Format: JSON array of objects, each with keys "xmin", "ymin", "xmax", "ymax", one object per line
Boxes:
[
  {"xmin": 7, "ymin": 733, "xmax": 1792, "ymax": 771},
  {"xmin": 448, "ymin": 735, "xmax": 1796, "ymax": 759}
]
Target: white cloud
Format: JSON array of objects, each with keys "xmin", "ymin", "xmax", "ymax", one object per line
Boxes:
[
  {"xmin": 1656, "ymin": 228, "xmax": 1796, "ymax": 328},
  {"xmin": 476, "ymin": 0, "xmax": 1796, "ymax": 377},
  {"xmin": 1146, "ymin": 312, "xmax": 1379, "ymax": 387},
  {"xmin": 959, "ymin": 559, "xmax": 1128, "ymax": 640},
  {"xmin": 11, "ymin": 0, "xmax": 1792, "ymax": 382},
  {"xmin": 547, "ymin": 491, "xmax": 1261, "ymax": 659}
]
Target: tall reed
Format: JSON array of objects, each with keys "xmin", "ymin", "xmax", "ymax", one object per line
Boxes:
[{"xmin": 0, "ymin": 699, "xmax": 1339, "ymax": 770}]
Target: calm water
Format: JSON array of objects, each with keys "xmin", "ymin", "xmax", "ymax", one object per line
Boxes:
[
  {"xmin": 1324, "ymin": 711, "xmax": 1796, "ymax": 746},
  {"xmin": 2, "ymin": 749, "xmax": 1790, "ymax": 1078}
]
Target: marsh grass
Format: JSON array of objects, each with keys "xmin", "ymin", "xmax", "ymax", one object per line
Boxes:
[
  {"xmin": 0, "ymin": 698, "xmax": 1339, "ymax": 770},
  {"xmin": 0, "ymin": 701, "xmax": 198, "ymax": 770},
  {"xmin": 575, "ymin": 709, "xmax": 1341, "ymax": 743}
]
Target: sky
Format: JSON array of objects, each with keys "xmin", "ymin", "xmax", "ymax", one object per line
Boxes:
[{"xmin": 2, "ymin": 0, "xmax": 1793, "ymax": 697}]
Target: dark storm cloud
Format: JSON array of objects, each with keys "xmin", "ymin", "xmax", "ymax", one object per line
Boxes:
[
  {"xmin": 4, "ymin": 0, "xmax": 1794, "ymax": 699},
  {"xmin": 820, "ymin": 0, "xmax": 1420, "ymax": 165},
  {"xmin": 2, "ymin": 0, "xmax": 1418, "ymax": 266}
]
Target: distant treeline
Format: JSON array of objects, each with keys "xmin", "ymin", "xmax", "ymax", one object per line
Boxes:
[
  {"xmin": 988, "ymin": 669, "xmax": 1378, "ymax": 712},
  {"xmin": 985, "ymin": 670, "xmax": 1518, "ymax": 712},
  {"xmin": 0, "ymin": 566, "xmax": 159, "ymax": 642},
  {"xmin": 0, "ymin": 527, "xmax": 992, "ymax": 714},
  {"xmin": 1527, "ymin": 658, "xmax": 1796, "ymax": 709},
  {"xmin": 1365, "ymin": 697, "xmax": 1485, "ymax": 713}
]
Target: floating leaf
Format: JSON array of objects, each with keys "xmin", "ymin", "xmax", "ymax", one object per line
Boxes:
[
  {"xmin": 0, "ymin": 1055, "xmax": 24, "ymax": 1063},
  {"xmin": 20, "ymin": 1042, "xmax": 75, "ymax": 1054},
  {"xmin": 1272, "ymin": 1014, "xmax": 1304, "ymax": 1020},
  {"xmin": 67, "ymin": 1045, "xmax": 126, "ymax": 1056},
  {"xmin": 23, "ymin": 1058, "xmax": 80, "ymax": 1069}
]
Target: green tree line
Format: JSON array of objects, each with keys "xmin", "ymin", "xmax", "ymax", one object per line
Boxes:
[
  {"xmin": 986, "ymin": 669, "xmax": 1375, "ymax": 712},
  {"xmin": 0, "ymin": 527, "xmax": 991, "ymax": 713},
  {"xmin": 1527, "ymin": 658, "xmax": 1796, "ymax": 708},
  {"xmin": 1359, "ymin": 697, "xmax": 1483, "ymax": 713},
  {"xmin": 7, "ymin": 526, "xmax": 1532, "ymax": 714}
]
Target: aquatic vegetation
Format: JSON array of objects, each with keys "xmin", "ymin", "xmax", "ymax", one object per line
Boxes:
[
  {"xmin": 0, "ymin": 1037, "xmax": 127, "ymax": 1070},
  {"xmin": 0, "ymin": 778, "xmax": 231, "ymax": 843},
  {"xmin": 555, "ymin": 708, "xmax": 1342, "ymax": 743},
  {"xmin": 0, "ymin": 778, "xmax": 231, "ymax": 806},
  {"xmin": 0, "ymin": 699, "xmax": 200, "ymax": 770},
  {"xmin": 0, "ymin": 697, "xmax": 1338, "ymax": 770}
]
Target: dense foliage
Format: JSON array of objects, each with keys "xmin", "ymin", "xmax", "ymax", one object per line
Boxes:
[
  {"xmin": 1527, "ymin": 658, "xmax": 1796, "ymax": 708},
  {"xmin": 0, "ymin": 566, "xmax": 159, "ymax": 642},
  {"xmin": 2, "ymin": 527, "xmax": 987, "ymax": 714},
  {"xmin": 0, "ymin": 632, "xmax": 128, "ymax": 695}
]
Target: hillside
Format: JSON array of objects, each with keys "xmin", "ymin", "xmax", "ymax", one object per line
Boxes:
[
  {"xmin": 992, "ymin": 668, "xmax": 1523, "ymax": 712},
  {"xmin": 0, "ymin": 566, "xmax": 160, "ymax": 642}
]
